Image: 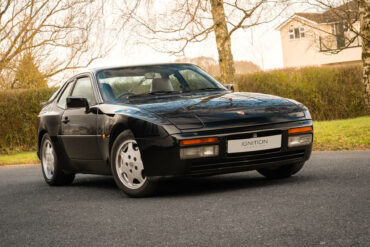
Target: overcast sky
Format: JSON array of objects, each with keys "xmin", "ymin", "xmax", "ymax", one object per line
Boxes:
[
  {"xmin": 86, "ymin": 1, "xmax": 326, "ymax": 72},
  {"xmin": 90, "ymin": 23, "xmax": 283, "ymax": 70},
  {"xmin": 86, "ymin": 0, "xmax": 306, "ymax": 72}
]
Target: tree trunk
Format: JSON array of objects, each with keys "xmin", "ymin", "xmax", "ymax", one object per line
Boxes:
[
  {"xmin": 209, "ymin": 0, "xmax": 236, "ymax": 87},
  {"xmin": 359, "ymin": 0, "xmax": 370, "ymax": 112}
]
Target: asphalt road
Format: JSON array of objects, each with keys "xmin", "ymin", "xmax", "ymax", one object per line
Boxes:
[{"xmin": 0, "ymin": 151, "xmax": 369, "ymax": 247}]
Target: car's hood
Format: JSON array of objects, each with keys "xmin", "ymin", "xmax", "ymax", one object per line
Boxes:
[{"xmin": 131, "ymin": 92, "xmax": 305, "ymax": 130}]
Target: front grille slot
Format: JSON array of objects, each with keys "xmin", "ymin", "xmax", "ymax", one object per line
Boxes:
[
  {"xmin": 227, "ymin": 130, "xmax": 282, "ymax": 140},
  {"xmin": 226, "ymin": 148, "xmax": 282, "ymax": 157},
  {"xmin": 189, "ymin": 150, "xmax": 305, "ymax": 174}
]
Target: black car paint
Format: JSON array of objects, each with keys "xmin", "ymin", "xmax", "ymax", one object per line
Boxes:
[{"xmin": 38, "ymin": 64, "xmax": 312, "ymax": 177}]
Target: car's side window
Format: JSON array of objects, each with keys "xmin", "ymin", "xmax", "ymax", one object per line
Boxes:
[
  {"xmin": 179, "ymin": 69, "xmax": 214, "ymax": 89},
  {"xmin": 71, "ymin": 77, "xmax": 96, "ymax": 106},
  {"xmin": 57, "ymin": 82, "xmax": 73, "ymax": 109},
  {"xmin": 168, "ymin": 74, "xmax": 182, "ymax": 91}
]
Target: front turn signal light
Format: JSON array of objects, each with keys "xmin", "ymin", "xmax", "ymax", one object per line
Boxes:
[
  {"xmin": 288, "ymin": 126, "xmax": 313, "ymax": 134},
  {"xmin": 180, "ymin": 137, "xmax": 219, "ymax": 146}
]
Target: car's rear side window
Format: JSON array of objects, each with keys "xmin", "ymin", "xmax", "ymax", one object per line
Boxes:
[
  {"xmin": 48, "ymin": 87, "xmax": 61, "ymax": 102},
  {"xmin": 57, "ymin": 82, "xmax": 73, "ymax": 109}
]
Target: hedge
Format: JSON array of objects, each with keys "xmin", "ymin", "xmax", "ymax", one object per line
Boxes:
[
  {"xmin": 0, "ymin": 65, "xmax": 367, "ymax": 154},
  {"xmin": 0, "ymin": 87, "xmax": 56, "ymax": 154},
  {"xmin": 236, "ymin": 65, "xmax": 368, "ymax": 121}
]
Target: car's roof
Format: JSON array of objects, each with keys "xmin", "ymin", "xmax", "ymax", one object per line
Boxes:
[
  {"xmin": 84, "ymin": 63, "xmax": 198, "ymax": 73},
  {"xmin": 62, "ymin": 63, "xmax": 201, "ymax": 88}
]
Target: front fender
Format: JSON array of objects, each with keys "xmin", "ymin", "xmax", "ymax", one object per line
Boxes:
[
  {"xmin": 97, "ymin": 103, "xmax": 180, "ymax": 137},
  {"xmin": 95, "ymin": 104, "xmax": 180, "ymax": 163}
]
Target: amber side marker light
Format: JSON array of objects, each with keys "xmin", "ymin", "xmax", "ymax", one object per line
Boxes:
[
  {"xmin": 288, "ymin": 126, "xmax": 313, "ymax": 134},
  {"xmin": 180, "ymin": 137, "xmax": 219, "ymax": 146}
]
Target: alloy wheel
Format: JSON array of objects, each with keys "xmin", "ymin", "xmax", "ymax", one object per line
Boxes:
[
  {"xmin": 42, "ymin": 140, "xmax": 55, "ymax": 179},
  {"xmin": 115, "ymin": 140, "xmax": 147, "ymax": 189}
]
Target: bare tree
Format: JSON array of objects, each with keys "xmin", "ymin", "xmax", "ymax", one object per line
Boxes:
[
  {"xmin": 358, "ymin": 0, "xmax": 370, "ymax": 109},
  {"xmin": 300, "ymin": 0, "xmax": 370, "ymax": 109},
  {"xmin": 175, "ymin": 56, "xmax": 261, "ymax": 76},
  {"xmin": 0, "ymin": 0, "xmax": 111, "ymax": 88},
  {"xmin": 120, "ymin": 0, "xmax": 291, "ymax": 86}
]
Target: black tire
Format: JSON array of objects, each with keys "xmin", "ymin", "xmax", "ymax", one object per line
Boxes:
[
  {"xmin": 40, "ymin": 134, "xmax": 75, "ymax": 186},
  {"xmin": 111, "ymin": 130, "xmax": 158, "ymax": 197},
  {"xmin": 257, "ymin": 162, "xmax": 305, "ymax": 179}
]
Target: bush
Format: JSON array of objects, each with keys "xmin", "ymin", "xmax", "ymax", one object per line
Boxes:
[
  {"xmin": 0, "ymin": 87, "xmax": 56, "ymax": 154},
  {"xmin": 0, "ymin": 65, "xmax": 367, "ymax": 154},
  {"xmin": 236, "ymin": 65, "xmax": 367, "ymax": 120}
]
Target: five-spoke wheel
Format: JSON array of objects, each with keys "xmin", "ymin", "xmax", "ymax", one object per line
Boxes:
[
  {"xmin": 111, "ymin": 131, "xmax": 157, "ymax": 197},
  {"xmin": 40, "ymin": 134, "xmax": 75, "ymax": 186},
  {"xmin": 116, "ymin": 140, "xmax": 147, "ymax": 189},
  {"xmin": 42, "ymin": 139, "xmax": 55, "ymax": 180}
]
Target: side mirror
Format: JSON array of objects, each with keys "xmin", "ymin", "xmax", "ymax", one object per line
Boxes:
[
  {"xmin": 225, "ymin": 84, "xmax": 234, "ymax": 92},
  {"xmin": 66, "ymin": 96, "xmax": 89, "ymax": 112}
]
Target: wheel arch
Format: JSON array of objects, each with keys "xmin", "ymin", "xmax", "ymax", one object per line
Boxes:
[
  {"xmin": 109, "ymin": 123, "xmax": 129, "ymax": 155},
  {"xmin": 37, "ymin": 129, "xmax": 48, "ymax": 159}
]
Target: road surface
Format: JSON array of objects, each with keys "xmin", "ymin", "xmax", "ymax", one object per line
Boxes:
[{"xmin": 0, "ymin": 151, "xmax": 369, "ymax": 246}]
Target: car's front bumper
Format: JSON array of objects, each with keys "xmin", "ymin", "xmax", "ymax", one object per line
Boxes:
[{"xmin": 138, "ymin": 120, "xmax": 313, "ymax": 177}]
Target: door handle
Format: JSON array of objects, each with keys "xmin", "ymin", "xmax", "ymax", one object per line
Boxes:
[{"xmin": 62, "ymin": 117, "xmax": 69, "ymax": 124}]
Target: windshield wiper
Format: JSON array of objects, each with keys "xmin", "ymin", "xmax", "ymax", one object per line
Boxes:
[
  {"xmin": 149, "ymin": 90, "xmax": 182, "ymax": 95},
  {"xmin": 128, "ymin": 90, "xmax": 182, "ymax": 98},
  {"xmin": 194, "ymin": 87, "xmax": 224, "ymax": 91}
]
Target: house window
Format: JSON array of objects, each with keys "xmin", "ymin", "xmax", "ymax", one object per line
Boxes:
[
  {"xmin": 331, "ymin": 23, "xmax": 345, "ymax": 49},
  {"xmin": 294, "ymin": 28, "xmax": 300, "ymax": 38},
  {"xmin": 289, "ymin": 27, "xmax": 305, "ymax": 39}
]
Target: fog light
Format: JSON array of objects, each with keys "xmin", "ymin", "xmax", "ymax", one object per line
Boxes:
[
  {"xmin": 180, "ymin": 145, "xmax": 219, "ymax": 159},
  {"xmin": 288, "ymin": 134, "xmax": 312, "ymax": 147}
]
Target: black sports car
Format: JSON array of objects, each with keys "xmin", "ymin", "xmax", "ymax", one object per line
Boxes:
[{"xmin": 37, "ymin": 63, "xmax": 313, "ymax": 197}]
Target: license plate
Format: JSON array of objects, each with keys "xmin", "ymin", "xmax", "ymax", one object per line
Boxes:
[{"xmin": 227, "ymin": 135, "xmax": 282, "ymax": 153}]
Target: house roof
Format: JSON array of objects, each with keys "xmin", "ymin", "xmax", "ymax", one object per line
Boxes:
[
  {"xmin": 295, "ymin": 12, "xmax": 327, "ymax": 23},
  {"xmin": 276, "ymin": 0, "xmax": 358, "ymax": 30}
]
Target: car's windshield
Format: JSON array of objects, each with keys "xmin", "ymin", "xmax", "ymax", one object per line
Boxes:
[{"xmin": 96, "ymin": 64, "xmax": 227, "ymax": 102}]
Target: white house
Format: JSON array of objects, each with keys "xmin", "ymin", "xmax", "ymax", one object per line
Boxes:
[{"xmin": 277, "ymin": 0, "xmax": 362, "ymax": 68}]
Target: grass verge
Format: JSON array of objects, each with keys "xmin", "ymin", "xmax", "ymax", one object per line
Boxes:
[
  {"xmin": 313, "ymin": 116, "xmax": 370, "ymax": 151},
  {"xmin": 0, "ymin": 116, "xmax": 369, "ymax": 165},
  {"xmin": 0, "ymin": 151, "xmax": 39, "ymax": 166}
]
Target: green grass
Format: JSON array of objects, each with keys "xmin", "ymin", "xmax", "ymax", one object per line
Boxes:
[
  {"xmin": 0, "ymin": 116, "xmax": 369, "ymax": 165},
  {"xmin": 0, "ymin": 151, "xmax": 39, "ymax": 166},
  {"xmin": 313, "ymin": 116, "xmax": 370, "ymax": 151}
]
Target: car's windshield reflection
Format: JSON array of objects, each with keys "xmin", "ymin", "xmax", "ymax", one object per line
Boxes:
[{"xmin": 96, "ymin": 64, "xmax": 227, "ymax": 102}]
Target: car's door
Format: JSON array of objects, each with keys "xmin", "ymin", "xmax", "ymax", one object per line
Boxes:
[{"xmin": 60, "ymin": 76, "xmax": 102, "ymax": 160}]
